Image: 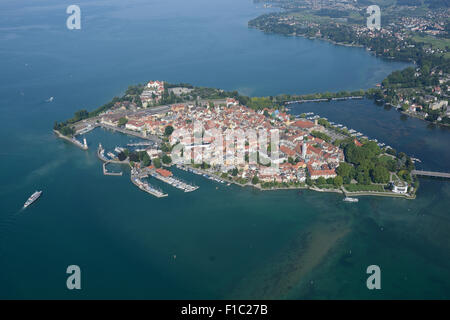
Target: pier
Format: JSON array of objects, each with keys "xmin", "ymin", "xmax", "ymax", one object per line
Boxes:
[
  {"xmin": 97, "ymin": 144, "xmax": 109, "ymax": 162},
  {"xmin": 411, "ymin": 170, "xmax": 450, "ymax": 179},
  {"xmin": 103, "ymin": 161, "xmax": 123, "ymax": 176},
  {"xmin": 130, "ymin": 171, "xmax": 168, "ymax": 198}
]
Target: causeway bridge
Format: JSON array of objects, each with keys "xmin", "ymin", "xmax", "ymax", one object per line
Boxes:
[{"xmin": 411, "ymin": 170, "xmax": 450, "ymax": 179}]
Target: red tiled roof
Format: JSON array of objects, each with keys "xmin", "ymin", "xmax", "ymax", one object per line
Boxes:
[
  {"xmin": 156, "ymin": 168, "xmax": 173, "ymax": 177},
  {"xmin": 293, "ymin": 120, "xmax": 314, "ymax": 129}
]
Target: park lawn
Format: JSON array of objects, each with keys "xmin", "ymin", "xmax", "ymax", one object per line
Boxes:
[{"xmin": 344, "ymin": 184, "xmax": 386, "ymax": 192}]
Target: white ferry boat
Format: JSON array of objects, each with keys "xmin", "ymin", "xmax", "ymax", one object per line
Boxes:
[
  {"xmin": 343, "ymin": 197, "xmax": 359, "ymax": 203},
  {"xmin": 24, "ymin": 191, "xmax": 42, "ymax": 208}
]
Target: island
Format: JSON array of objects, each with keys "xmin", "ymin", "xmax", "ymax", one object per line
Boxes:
[{"xmin": 54, "ymin": 80, "xmax": 419, "ymax": 199}]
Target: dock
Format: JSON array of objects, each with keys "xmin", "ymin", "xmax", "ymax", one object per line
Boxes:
[{"xmin": 148, "ymin": 169, "xmax": 198, "ymax": 192}]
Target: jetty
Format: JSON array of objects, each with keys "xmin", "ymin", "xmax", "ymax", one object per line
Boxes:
[
  {"xmin": 54, "ymin": 130, "xmax": 88, "ymax": 150},
  {"xmin": 411, "ymin": 170, "xmax": 450, "ymax": 179},
  {"xmin": 130, "ymin": 174, "xmax": 168, "ymax": 198},
  {"xmin": 97, "ymin": 143, "xmax": 109, "ymax": 162}
]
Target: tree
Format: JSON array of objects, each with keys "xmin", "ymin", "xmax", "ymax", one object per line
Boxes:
[
  {"xmin": 117, "ymin": 152, "xmax": 127, "ymax": 161},
  {"xmin": 333, "ymin": 176, "xmax": 343, "ymax": 188},
  {"xmin": 231, "ymin": 168, "xmax": 239, "ymax": 176},
  {"xmin": 336, "ymin": 162, "xmax": 352, "ymax": 177},
  {"xmin": 316, "ymin": 177, "xmax": 326, "ymax": 185},
  {"xmin": 371, "ymin": 165, "xmax": 390, "ymax": 184},
  {"xmin": 162, "ymin": 154, "xmax": 172, "ymax": 164},
  {"xmin": 129, "ymin": 151, "xmax": 140, "ymax": 162},
  {"xmin": 251, "ymin": 175, "xmax": 259, "ymax": 185},
  {"xmin": 356, "ymin": 171, "xmax": 371, "ymax": 185},
  {"xmin": 118, "ymin": 117, "xmax": 128, "ymax": 127},
  {"xmin": 161, "ymin": 143, "xmax": 171, "ymax": 153},
  {"xmin": 141, "ymin": 152, "xmax": 151, "ymax": 167},
  {"xmin": 311, "ymin": 130, "xmax": 331, "ymax": 142},
  {"xmin": 153, "ymin": 157, "xmax": 162, "ymax": 168},
  {"xmin": 164, "ymin": 125, "xmax": 174, "ymax": 136}
]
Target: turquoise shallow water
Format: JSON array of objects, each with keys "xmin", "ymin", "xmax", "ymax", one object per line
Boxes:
[{"xmin": 0, "ymin": 0, "xmax": 449, "ymax": 299}]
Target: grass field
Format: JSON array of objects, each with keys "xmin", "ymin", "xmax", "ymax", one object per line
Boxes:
[{"xmin": 412, "ymin": 34, "xmax": 450, "ymax": 58}]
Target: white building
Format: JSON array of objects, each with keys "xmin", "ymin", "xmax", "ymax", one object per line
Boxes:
[{"xmin": 392, "ymin": 181, "xmax": 408, "ymax": 194}]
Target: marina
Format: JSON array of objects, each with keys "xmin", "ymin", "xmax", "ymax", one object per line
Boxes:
[
  {"xmin": 148, "ymin": 169, "xmax": 199, "ymax": 192},
  {"xmin": 299, "ymin": 111, "xmax": 392, "ymax": 150},
  {"xmin": 176, "ymin": 164, "xmax": 227, "ymax": 184}
]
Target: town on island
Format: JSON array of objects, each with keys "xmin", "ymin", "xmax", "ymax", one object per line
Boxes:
[{"xmin": 53, "ymin": 80, "xmax": 423, "ymax": 200}]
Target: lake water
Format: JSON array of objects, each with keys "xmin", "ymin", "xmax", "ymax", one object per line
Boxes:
[{"xmin": 0, "ymin": 0, "xmax": 448, "ymax": 299}]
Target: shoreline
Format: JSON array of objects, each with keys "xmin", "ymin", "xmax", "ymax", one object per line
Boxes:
[
  {"xmin": 177, "ymin": 164, "xmax": 416, "ymax": 200},
  {"xmin": 249, "ymin": 26, "xmax": 450, "ymax": 127}
]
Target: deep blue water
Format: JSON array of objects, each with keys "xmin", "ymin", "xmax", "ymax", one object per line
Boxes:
[{"xmin": 0, "ymin": 0, "xmax": 449, "ymax": 299}]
